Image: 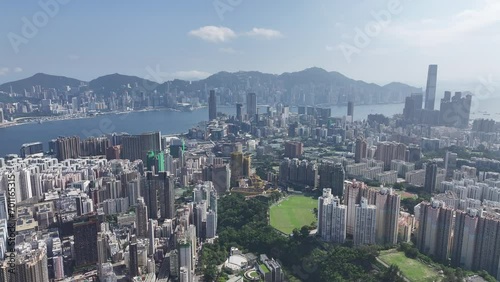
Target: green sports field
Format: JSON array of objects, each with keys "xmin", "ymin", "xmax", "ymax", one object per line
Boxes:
[
  {"xmin": 379, "ymin": 250, "xmax": 441, "ymax": 282},
  {"xmin": 270, "ymin": 195, "xmax": 317, "ymax": 234}
]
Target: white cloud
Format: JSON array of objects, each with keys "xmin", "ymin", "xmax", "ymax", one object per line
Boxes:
[
  {"xmin": 172, "ymin": 70, "xmax": 211, "ymax": 81},
  {"xmin": 325, "ymin": 45, "xmax": 334, "ymax": 52},
  {"xmin": 14, "ymin": 67, "xmax": 23, "ymax": 73},
  {"xmin": 68, "ymin": 54, "xmax": 80, "ymax": 60},
  {"xmin": 387, "ymin": 1, "xmax": 500, "ymax": 47},
  {"xmin": 245, "ymin": 28, "xmax": 283, "ymax": 39},
  {"xmin": 0, "ymin": 67, "xmax": 9, "ymax": 76},
  {"xmin": 219, "ymin": 47, "xmax": 242, "ymax": 54},
  {"xmin": 188, "ymin": 26, "xmax": 236, "ymax": 43}
]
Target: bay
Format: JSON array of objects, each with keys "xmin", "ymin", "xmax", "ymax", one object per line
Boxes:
[{"xmin": 0, "ymin": 103, "xmax": 408, "ymax": 157}]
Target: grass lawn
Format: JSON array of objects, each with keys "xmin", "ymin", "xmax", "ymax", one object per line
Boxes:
[
  {"xmin": 379, "ymin": 250, "xmax": 441, "ymax": 282},
  {"xmin": 270, "ymin": 195, "xmax": 317, "ymax": 234},
  {"xmin": 249, "ymin": 271, "xmax": 259, "ymax": 278}
]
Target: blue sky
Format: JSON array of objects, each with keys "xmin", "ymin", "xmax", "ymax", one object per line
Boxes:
[{"xmin": 0, "ymin": 0, "xmax": 499, "ymax": 89}]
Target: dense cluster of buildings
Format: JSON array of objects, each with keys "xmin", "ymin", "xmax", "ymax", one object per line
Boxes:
[
  {"xmin": 2, "ymin": 62, "xmax": 500, "ymax": 281},
  {"xmin": 0, "ymin": 139, "xmax": 225, "ymax": 281},
  {"xmin": 318, "ymin": 181, "xmax": 400, "ymax": 246}
]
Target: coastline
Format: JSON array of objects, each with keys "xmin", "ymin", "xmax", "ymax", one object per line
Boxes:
[{"xmin": 0, "ymin": 107, "xmax": 192, "ymax": 129}]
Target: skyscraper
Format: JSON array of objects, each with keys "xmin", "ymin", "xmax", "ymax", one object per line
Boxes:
[
  {"xmin": 136, "ymin": 197, "xmax": 148, "ymax": 237},
  {"xmin": 209, "ymin": 90, "xmax": 217, "ymax": 121},
  {"xmin": 444, "ymin": 151, "xmax": 457, "ymax": 179},
  {"xmin": 424, "ymin": 162, "xmax": 438, "ymax": 194},
  {"xmin": 416, "ymin": 201, "xmax": 454, "ymax": 262},
  {"xmin": 439, "ymin": 91, "xmax": 472, "ymax": 128},
  {"xmin": 375, "ymin": 141, "xmax": 407, "ymax": 170},
  {"xmin": 354, "ymin": 197, "xmax": 376, "ymax": 246},
  {"xmin": 354, "ymin": 137, "xmax": 367, "ymax": 163},
  {"xmin": 55, "ymin": 136, "xmax": 81, "ymax": 161},
  {"xmin": 129, "ymin": 235, "xmax": 139, "ymax": 277},
  {"xmin": 246, "ymin": 92, "xmax": 257, "ymax": 118},
  {"xmin": 73, "ymin": 215, "xmax": 99, "ymax": 267},
  {"xmin": 230, "ymin": 151, "xmax": 243, "ymax": 186},
  {"xmin": 473, "ymin": 215, "xmax": 500, "ymax": 279},
  {"xmin": 284, "ymin": 141, "xmax": 304, "ymax": 159},
  {"xmin": 403, "ymin": 93, "xmax": 423, "ymax": 122},
  {"xmin": 0, "ymin": 109, "xmax": 4, "ymax": 123},
  {"xmin": 243, "ymin": 154, "xmax": 252, "ymax": 177},
  {"xmin": 347, "ymin": 101, "xmax": 354, "ymax": 122},
  {"xmin": 148, "ymin": 219, "xmax": 155, "ymax": 256},
  {"xmin": 121, "ymin": 132, "xmax": 161, "ymax": 163},
  {"xmin": 178, "ymin": 239, "xmax": 193, "ymax": 282},
  {"xmin": 210, "ymin": 164, "xmax": 231, "ymax": 195},
  {"xmin": 424, "ymin": 65, "xmax": 438, "ymax": 110},
  {"xmin": 318, "ymin": 189, "xmax": 347, "ymax": 243},
  {"xmin": 332, "ymin": 163, "xmax": 345, "ymax": 198},
  {"xmin": 451, "ymin": 209, "xmax": 479, "ymax": 269},
  {"xmin": 375, "ymin": 188, "xmax": 400, "ymax": 245},
  {"xmin": 97, "ymin": 232, "xmax": 108, "ymax": 264},
  {"xmin": 236, "ymin": 103, "xmax": 243, "ymax": 122}
]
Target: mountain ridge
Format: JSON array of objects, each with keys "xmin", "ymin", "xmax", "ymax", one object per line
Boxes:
[{"xmin": 0, "ymin": 68, "xmax": 421, "ymax": 101}]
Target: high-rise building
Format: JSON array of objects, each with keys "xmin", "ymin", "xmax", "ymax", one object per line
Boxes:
[
  {"xmin": 136, "ymin": 197, "xmax": 148, "ymax": 237},
  {"xmin": 354, "ymin": 137, "xmax": 367, "ymax": 163},
  {"xmin": 444, "ymin": 151, "xmax": 457, "ymax": 179},
  {"xmin": 375, "ymin": 141, "xmax": 407, "ymax": 170},
  {"xmin": 55, "ymin": 136, "xmax": 81, "ymax": 161},
  {"xmin": 206, "ymin": 210, "xmax": 217, "ymax": 239},
  {"xmin": 473, "ymin": 215, "xmax": 500, "ymax": 279},
  {"xmin": 20, "ymin": 142, "xmax": 44, "ymax": 158},
  {"xmin": 129, "ymin": 235, "xmax": 139, "ymax": 277},
  {"xmin": 148, "ymin": 219, "xmax": 155, "ymax": 256},
  {"xmin": 208, "ymin": 90, "xmax": 217, "ymax": 121},
  {"xmin": 97, "ymin": 232, "xmax": 108, "ymax": 264},
  {"xmin": 354, "ymin": 197, "xmax": 376, "ymax": 246},
  {"xmin": 246, "ymin": 92, "xmax": 257, "ymax": 118},
  {"xmin": 345, "ymin": 180, "xmax": 367, "ymax": 235},
  {"xmin": 451, "ymin": 209, "xmax": 479, "ymax": 269},
  {"xmin": 403, "ymin": 93, "xmax": 424, "ymax": 122},
  {"xmin": 210, "ymin": 164, "xmax": 231, "ymax": 195},
  {"xmin": 73, "ymin": 215, "xmax": 99, "ymax": 267},
  {"xmin": 106, "ymin": 145, "xmax": 121, "ymax": 160},
  {"xmin": 80, "ymin": 137, "xmax": 110, "ymax": 156},
  {"xmin": 236, "ymin": 103, "xmax": 243, "ymax": 122},
  {"xmin": 318, "ymin": 189, "xmax": 347, "ymax": 243},
  {"xmin": 424, "ymin": 162, "xmax": 438, "ymax": 194},
  {"xmin": 347, "ymin": 101, "xmax": 354, "ymax": 122},
  {"xmin": 424, "ymin": 65, "xmax": 438, "ymax": 110},
  {"xmin": 178, "ymin": 239, "xmax": 193, "ymax": 282},
  {"xmin": 319, "ymin": 161, "xmax": 344, "ymax": 193},
  {"xmin": 141, "ymin": 171, "xmax": 174, "ymax": 219},
  {"xmin": 439, "ymin": 91, "xmax": 472, "ymax": 128},
  {"xmin": 121, "ymin": 132, "xmax": 161, "ymax": 163},
  {"xmin": 1, "ymin": 244, "xmax": 49, "ymax": 282},
  {"xmin": 0, "ymin": 109, "xmax": 4, "ymax": 123},
  {"xmin": 284, "ymin": 141, "xmax": 304, "ymax": 159},
  {"xmin": 243, "ymin": 154, "xmax": 252, "ymax": 177},
  {"xmin": 374, "ymin": 188, "xmax": 400, "ymax": 245},
  {"xmin": 230, "ymin": 151, "xmax": 243, "ymax": 186},
  {"xmin": 416, "ymin": 201, "xmax": 454, "ymax": 262}
]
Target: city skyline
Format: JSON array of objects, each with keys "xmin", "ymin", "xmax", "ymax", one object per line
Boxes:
[{"xmin": 1, "ymin": 1, "xmax": 499, "ymax": 87}]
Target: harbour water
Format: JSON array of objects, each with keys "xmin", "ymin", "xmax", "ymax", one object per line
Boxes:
[{"xmin": 1, "ymin": 101, "xmax": 481, "ymax": 157}]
